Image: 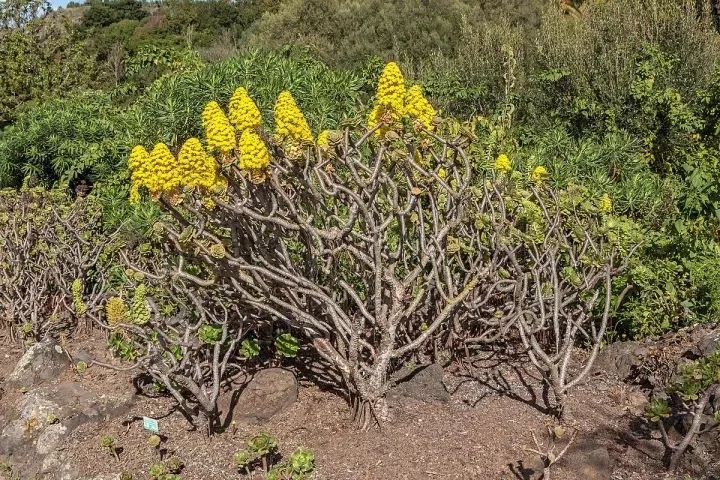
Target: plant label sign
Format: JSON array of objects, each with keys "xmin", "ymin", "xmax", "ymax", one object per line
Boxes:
[{"xmin": 143, "ymin": 416, "xmax": 159, "ymax": 433}]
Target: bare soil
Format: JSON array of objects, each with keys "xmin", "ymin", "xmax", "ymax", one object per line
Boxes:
[{"xmin": 0, "ymin": 335, "xmax": 712, "ymax": 480}]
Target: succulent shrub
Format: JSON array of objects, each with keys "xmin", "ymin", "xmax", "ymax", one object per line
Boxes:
[
  {"xmin": 458, "ymin": 170, "xmax": 642, "ymax": 415},
  {"xmin": 646, "ymin": 350, "xmax": 720, "ymax": 471},
  {"xmin": 124, "ymin": 62, "xmax": 480, "ymax": 428},
  {"xmin": 122, "ymin": 61, "xmax": 631, "ymax": 428},
  {"xmin": 0, "ymin": 187, "xmax": 114, "ymax": 341},
  {"xmin": 99, "ymin": 264, "xmax": 260, "ymax": 431}
]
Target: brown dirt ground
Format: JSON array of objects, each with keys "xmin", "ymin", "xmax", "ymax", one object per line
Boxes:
[{"xmin": 0, "ymin": 335, "xmax": 709, "ymax": 480}]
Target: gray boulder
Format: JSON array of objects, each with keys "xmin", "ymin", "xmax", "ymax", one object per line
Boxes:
[
  {"xmin": 592, "ymin": 341, "xmax": 648, "ymax": 380},
  {"xmin": 6, "ymin": 339, "xmax": 70, "ymax": 388},
  {"xmin": 225, "ymin": 368, "xmax": 299, "ymax": 424},
  {"xmin": 0, "ymin": 381, "xmax": 134, "ymax": 478}
]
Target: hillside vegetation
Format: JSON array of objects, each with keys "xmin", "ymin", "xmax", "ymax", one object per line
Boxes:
[{"xmin": 2, "ymin": 0, "xmax": 720, "ymax": 476}]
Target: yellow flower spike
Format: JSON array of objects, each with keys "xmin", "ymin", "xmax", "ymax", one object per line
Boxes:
[
  {"xmin": 494, "ymin": 154, "xmax": 512, "ymax": 173},
  {"xmin": 228, "ymin": 87, "xmax": 262, "ymax": 133},
  {"xmin": 368, "ymin": 62, "xmax": 407, "ymax": 136},
  {"xmin": 404, "ymin": 85, "xmax": 436, "ymax": 131},
  {"xmin": 202, "ymin": 101, "xmax": 236, "ymax": 154},
  {"xmin": 106, "ymin": 297, "xmax": 128, "ymax": 326},
  {"xmin": 274, "ymin": 91, "xmax": 313, "ymax": 145},
  {"xmin": 599, "ymin": 193, "xmax": 613, "ymax": 213},
  {"xmin": 147, "ymin": 143, "xmax": 178, "ymax": 194},
  {"xmin": 238, "ymin": 129, "xmax": 271, "ymax": 171},
  {"xmin": 375, "ymin": 62, "xmax": 406, "ymax": 116},
  {"xmin": 178, "ymin": 137, "xmax": 216, "ymax": 189},
  {"xmin": 128, "ymin": 145, "xmax": 149, "ymax": 172},
  {"xmin": 531, "ymin": 165, "xmax": 549, "ymax": 183}
]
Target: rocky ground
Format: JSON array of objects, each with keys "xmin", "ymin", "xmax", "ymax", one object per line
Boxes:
[{"xmin": 0, "ymin": 327, "xmax": 719, "ymax": 480}]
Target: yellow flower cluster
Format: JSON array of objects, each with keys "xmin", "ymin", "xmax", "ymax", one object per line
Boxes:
[
  {"xmin": 599, "ymin": 193, "xmax": 613, "ymax": 213},
  {"xmin": 404, "ymin": 85, "xmax": 436, "ymax": 130},
  {"xmin": 368, "ymin": 62, "xmax": 437, "ymax": 136},
  {"xmin": 202, "ymin": 101, "xmax": 236, "ymax": 154},
  {"xmin": 177, "ymin": 138, "xmax": 216, "ymax": 189},
  {"xmin": 274, "ymin": 91, "xmax": 313, "ymax": 144},
  {"xmin": 128, "ymin": 138, "xmax": 220, "ymax": 202},
  {"xmin": 239, "ymin": 129, "xmax": 271, "ymax": 171},
  {"xmin": 128, "ymin": 143, "xmax": 179, "ymax": 200},
  {"xmin": 531, "ymin": 165, "xmax": 548, "ymax": 183},
  {"xmin": 494, "ymin": 154, "xmax": 512, "ymax": 173},
  {"xmin": 228, "ymin": 87, "xmax": 262, "ymax": 133},
  {"xmin": 372, "ymin": 62, "xmax": 405, "ymax": 119}
]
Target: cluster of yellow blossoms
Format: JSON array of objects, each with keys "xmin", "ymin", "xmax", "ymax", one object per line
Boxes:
[
  {"xmin": 128, "ymin": 138, "xmax": 218, "ymax": 203},
  {"xmin": 494, "ymin": 154, "xmax": 512, "ymax": 173},
  {"xmin": 228, "ymin": 87, "xmax": 262, "ymax": 133},
  {"xmin": 531, "ymin": 166, "xmax": 548, "ymax": 183},
  {"xmin": 239, "ymin": 129, "xmax": 271, "ymax": 171},
  {"xmin": 129, "ymin": 144, "xmax": 175, "ymax": 202},
  {"xmin": 274, "ymin": 91, "xmax": 314, "ymax": 145},
  {"xmin": 177, "ymin": 138, "xmax": 217, "ymax": 189},
  {"xmin": 367, "ymin": 62, "xmax": 437, "ymax": 135},
  {"xmin": 106, "ymin": 296, "xmax": 128, "ymax": 326},
  {"xmin": 404, "ymin": 85, "xmax": 436, "ymax": 131},
  {"xmin": 202, "ymin": 101, "xmax": 236, "ymax": 154}
]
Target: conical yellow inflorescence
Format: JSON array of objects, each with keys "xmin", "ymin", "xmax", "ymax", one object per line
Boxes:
[
  {"xmin": 177, "ymin": 137, "xmax": 216, "ymax": 189},
  {"xmin": 494, "ymin": 154, "xmax": 512, "ymax": 173},
  {"xmin": 202, "ymin": 101, "xmax": 236, "ymax": 154},
  {"xmin": 404, "ymin": 85, "xmax": 436, "ymax": 131},
  {"xmin": 274, "ymin": 91, "xmax": 313, "ymax": 145},
  {"xmin": 228, "ymin": 87, "xmax": 262, "ymax": 133},
  {"xmin": 128, "ymin": 143, "xmax": 178, "ymax": 199},
  {"xmin": 238, "ymin": 129, "xmax": 271, "ymax": 171},
  {"xmin": 368, "ymin": 62, "xmax": 406, "ymax": 133},
  {"xmin": 367, "ymin": 62, "xmax": 439, "ymax": 137},
  {"xmin": 128, "ymin": 145, "xmax": 150, "ymax": 203},
  {"xmin": 149, "ymin": 143, "xmax": 179, "ymax": 192}
]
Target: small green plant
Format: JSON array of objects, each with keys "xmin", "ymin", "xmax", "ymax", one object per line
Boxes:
[
  {"xmin": 46, "ymin": 413, "xmax": 59, "ymax": 425},
  {"xmin": 74, "ymin": 360, "xmax": 88, "ymax": 374},
  {"xmin": 645, "ymin": 351, "xmax": 720, "ymax": 471},
  {"xmin": 149, "ymin": 463, "xmax": 166, "ymax": 478},
  {"xmin": 274, "ymin": 334, "xmax": 299, "ymax": 358},
  {"xmin": 149, "ymin": 456, "xmax": 184, "ymax": 479},
  {"xmin": 198, "ymin": 324, "xmax": 223, "ymax": 344},
  {"xmin": 239, "ymin": 338, "xmax": 260, "ymax": 359},
  {"xmin": 234, "ymin": 432, "xmax": 280, "ymax": 474},
  {"xmin": 264, "ymin": 448, "xmax": 316, "ymax": 480},
  {"xmin": 100, "ymin": 435, "xmax": 119, "ymax": 461},
  {"xmin": 119, "ymin": 472, "xmax": 133, "ymax": 480}
]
